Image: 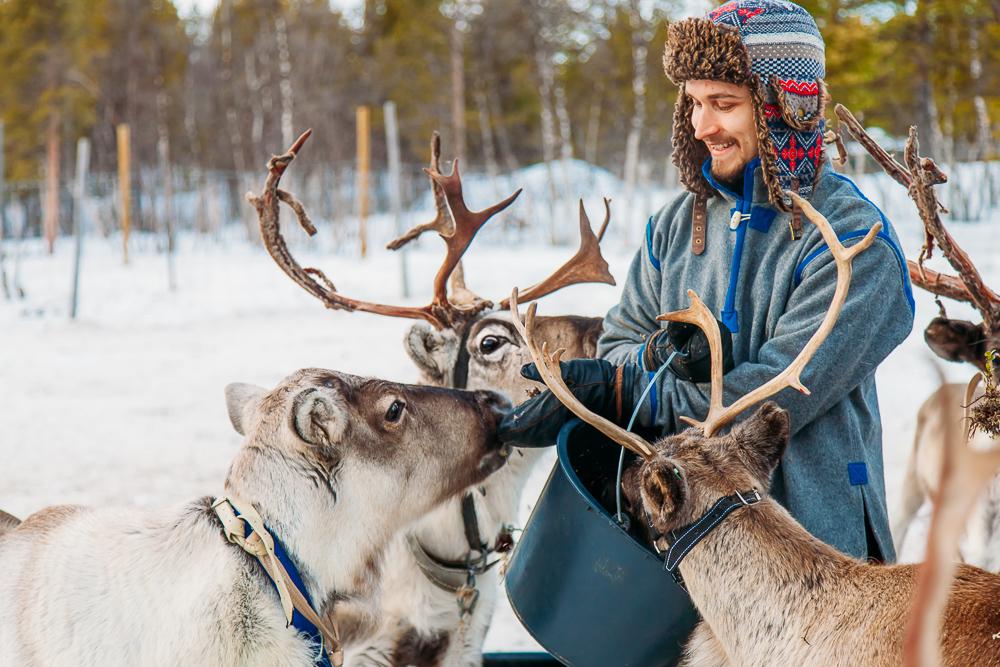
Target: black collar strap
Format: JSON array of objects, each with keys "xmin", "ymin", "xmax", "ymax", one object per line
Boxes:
[{"xmin": 661, "ymin": 489, "xmax": 761, "ymax": 591}]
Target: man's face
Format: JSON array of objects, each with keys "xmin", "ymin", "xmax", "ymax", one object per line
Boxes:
[{"xmin": 686, "ymin": 79, "xmax": 758, "ymax": 185}]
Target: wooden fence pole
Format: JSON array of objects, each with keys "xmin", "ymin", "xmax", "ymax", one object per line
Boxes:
[
  {"xmin": 70, "ymin": 137, "xmax": 90, "ymax": 319},
  {"xmin": 356, "ymin": 106, "xmax": 370, "ymax": 259},
  {"xmin": 383, "ymin": 101, "xmax": 409, "ymax": 298},
  {"xmin": 117, "ymin": 123, "xmax": 131, "ymax": 264}
]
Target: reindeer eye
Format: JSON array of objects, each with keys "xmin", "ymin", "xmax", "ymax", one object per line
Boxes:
[
  {"xmin": 479, "ymin": 335, "xmax": 508, "ymax": 355},
  {"xmin": 385, "ymin": 400, "xmax": 405, "ymax": 423},
  {"xmin": 672, "ymin": 466, "xmax": 683, "ymax": 479}
]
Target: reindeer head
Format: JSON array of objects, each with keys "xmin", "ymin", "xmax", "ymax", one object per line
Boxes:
[
  {"xmin": 405, "ymin": 312, "xmax": 604, "ymax": 399},
  {"xmin": 224, "ymin": 368, "xmax": 512, "ymax": 517},
  {"xmin": 622, "ymin": 403, "xmax": 789, "ymax": 535}
]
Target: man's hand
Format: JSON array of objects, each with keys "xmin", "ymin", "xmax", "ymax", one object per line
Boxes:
[
  {"xmin": 642, "ymin": 320, "xmax": 735, "ymax": 383},
  {"xmin": 497, "ymin": 359, "xmax": 639, "ymax": 448}
]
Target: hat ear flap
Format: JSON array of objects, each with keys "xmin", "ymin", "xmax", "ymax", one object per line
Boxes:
[
  {"xmin": 751, "ymin": 80, "xmax": 791, "ymax": 212},
  {"xmin": 670, "ymin": 85, "xmax": 713, "ymax": 200},
  {"xmin": 771, "ymin": 75, "xmax": 827, "ymax": 132}
]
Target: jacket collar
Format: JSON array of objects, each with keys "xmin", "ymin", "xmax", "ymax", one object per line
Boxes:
[{"xmin": 700, "ymin": 156, "xmax": 770, "ymax": 206}]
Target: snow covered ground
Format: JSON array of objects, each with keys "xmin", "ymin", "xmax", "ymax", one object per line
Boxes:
[{"xmin": 1, "ymin": 174, "xmax": 998, "ymax": 652}]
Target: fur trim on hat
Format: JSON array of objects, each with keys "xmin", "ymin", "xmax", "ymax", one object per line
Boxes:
[{"xmin": 663, "ymin": 18, "xmax": 752, "ymax": 87}]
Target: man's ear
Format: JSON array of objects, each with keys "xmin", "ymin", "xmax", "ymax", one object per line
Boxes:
[
  {"xmin": 292, "ymin": 388, "xmax": 347, "ymax": 447},
  {"xmin": 225, "ymin": 383, "xmax": 268, "ymax": 436},
  {"xmin": 728, "ymin": 402, "xmax": 790, "ymax": 483}
]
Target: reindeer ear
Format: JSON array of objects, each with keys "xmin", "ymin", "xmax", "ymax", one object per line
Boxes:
[
  {"xmin": 728, "ymin": 402, "xmax": 790, "ymax": 482},
  {"xmin": 404, "ymin": 322, "xmax": 460, "ymax": 386},
  {"xmin": 225, "ymin": 383, "xmax": 268, "ymax": 436},
  {"xmin": 292, "ymin": 388, "xmax": 347, "ymax": 447},
  {"xmin": 639, "ymin": 456, "xmax": 688, "ymax": 534}
]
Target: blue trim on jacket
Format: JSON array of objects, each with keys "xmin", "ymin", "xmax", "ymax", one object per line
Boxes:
[
  {"xmin": 233, "ymin": 506, "xmax": 332, "ymax": 667},
  {"xmin": 793, "ymin": 228, "xmax": 916, "ymax": 314},
  {"xmin": 645, "ymin": 217, "xmax": 661, "ymax": 271},
  {"xmin": 701, "ymin": 157, "xmax": 763, "ymax": 334}
]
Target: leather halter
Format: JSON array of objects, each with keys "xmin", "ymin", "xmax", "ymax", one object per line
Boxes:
[
  {"xmin": 653, "ymin": 489, "xmax": 761, "ymax": 592},
  {"xmin": 213, "ymin": 496, "xmax": 343, "ymax": 667}
]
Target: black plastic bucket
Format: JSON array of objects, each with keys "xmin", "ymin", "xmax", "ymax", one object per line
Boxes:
[{"xmin": 504, "ymin": 419, "xmax": 699, "ymax": 666}]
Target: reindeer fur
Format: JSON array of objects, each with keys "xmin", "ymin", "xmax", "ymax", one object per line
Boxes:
[
  {"xmin": 624, "ymin": 402, "xmax": 1000, "ymax": 667},
  {"xmin": 343, "ymin": 313, "xmax": 602, "ymax": 667},
  {"xmin": 894, "ymin": 383, "xmax": 1000, "ymax": 571},
  {"xmin": 0, "ymin": 369, "xmax": 509, "ymax": 666}
]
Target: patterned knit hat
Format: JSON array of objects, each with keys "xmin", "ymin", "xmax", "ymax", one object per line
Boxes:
[{"xmin": 664, "ymin": 0, "xmax": 828, "ymax": 210}]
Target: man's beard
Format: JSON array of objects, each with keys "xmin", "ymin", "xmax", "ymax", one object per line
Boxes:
[{"xmin": 711, "ymin": 158, "xmax": 745, "ymax": 194}]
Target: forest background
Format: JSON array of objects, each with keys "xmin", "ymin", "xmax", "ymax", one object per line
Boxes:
[{"xmin": 0, "ymin": 0, "xmax": 996, "ymax": 236}]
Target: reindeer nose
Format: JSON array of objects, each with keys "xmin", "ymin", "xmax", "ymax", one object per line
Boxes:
[{"xmin": 473, "ymin": 390, "xmax": 512, "ymax": 419}]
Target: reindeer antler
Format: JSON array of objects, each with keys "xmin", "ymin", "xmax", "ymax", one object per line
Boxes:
[
  {"xmin": 498, "ymin": 199, "xmax": 616, "ymax": 308},
  {"xmin": 249, "ymin": 130, "xmax": 521, "ymax": 330},
  {"xmin": 658, "ymin": 191, "xmax": 880, "ymax": 437},
  {"xmin": 386, "ymin": 132, "xmax": 454, "ymax": 250},
  {"xmin": 835, "ymin": 104, "xmax": 1000, "ymax": 343},
  {"xmin": 902, "ymin": 371, "xmax": 1000, "ymax": 667},
  {"xmin": 509, "ymin": 288, "xmax": 654, "ymax": 460}
]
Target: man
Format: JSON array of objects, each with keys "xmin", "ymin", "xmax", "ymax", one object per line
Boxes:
[{"xmin": 498, "ymin": 0, "xmax": 914, "ymax": 562}]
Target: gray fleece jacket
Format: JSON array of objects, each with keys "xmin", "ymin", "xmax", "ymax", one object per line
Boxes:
[{"xmin": 598, "ymin": 157, "xmax": 914, "ymax": 561}]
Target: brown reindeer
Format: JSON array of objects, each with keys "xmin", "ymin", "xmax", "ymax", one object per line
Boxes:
[
  {"xmin": 831, "ymin": 106, "xmax": 1000, "ymax": 569},
  {"xmin": 511, "ymin": 189, "xmax": 1000, "ymax": 666},
  {"xmin": 249, "ymin": 131, "xmax": 617, "ymax": 666}
]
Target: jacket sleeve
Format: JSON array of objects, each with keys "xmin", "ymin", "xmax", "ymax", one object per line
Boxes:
[
  {"xmin": 598, "ymin": 196, "xmax": 687, "ymax": 368},
  {"xmin": 638, "ymin": 215, "xmax": 914, "ymax": 436}
]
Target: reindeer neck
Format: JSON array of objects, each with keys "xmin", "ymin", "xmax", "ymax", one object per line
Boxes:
[
  {"xmin": 225, "ymin": 467, "xmax": 390, "ymax": 612},
  {"xmin": 410, "ymin": 447, "xmax": 545, "ymax": 560},
  {"xmin": 677, "ymin": 496, "xmax": 855, "ymax": 653}
]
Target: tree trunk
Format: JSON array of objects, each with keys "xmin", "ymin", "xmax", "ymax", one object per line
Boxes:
[
  {"xmin": 450, "ymin": 15, "xmax": 467, "ymax": 162},
  {"xmin": 533, "ymin": 36, "xmax": 559, "ymax": 243},
  {"xmin": 585, "ymin": 82, "xmax": 603, "ymax": 166},
  {"xmin": 623, "ymin": 0, "xmax": 649, "ymax": 245},
  {"xmin": 969, "ymin": 21, "xmax": 992, "ymax": 162},
  {"xmin": 915, "ymin": 0, "xmax": 944, "ymax": 161},
  {"xmin": 488, "ymin": 76, "xmax": 519, "ymax": 172},
  {"xmin": 274, "ymin": 13, "xmax": 294, "ymax": 150},
  {"xmin": 221, "ymin": 0, "xmax": 247, "ymax": 175}
]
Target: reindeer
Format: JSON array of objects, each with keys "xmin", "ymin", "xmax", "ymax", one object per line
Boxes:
[
  {"xmin": 0, "ymin": 368, "xmax": 511, "ymax": 666},
  {"xmin": 251, "ymin": 131, "xmax": 616, "ymax": 665},
  {"xmin": 831, "ymin": 105, "xmax": 1000, "ymax": 569},
  {"xmin": 510, "ymin": 189, "xmax": 1000, "ymax": 667}
]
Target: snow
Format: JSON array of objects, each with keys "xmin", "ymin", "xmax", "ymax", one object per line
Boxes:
[{"xmin": 1, "ymin": 170, "xmax": 998, "ymax": 652}]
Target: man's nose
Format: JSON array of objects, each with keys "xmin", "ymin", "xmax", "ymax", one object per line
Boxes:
[{"xmin": 692, "ymin": 108, "xmax": 718, "ymax": 141}]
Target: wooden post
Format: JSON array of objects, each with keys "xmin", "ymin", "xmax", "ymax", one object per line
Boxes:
[
  {"xmin": 44, "ymin": 111, "xmax": 61, "ymax": 254},
  {"xmin": 356, "ymin": 106, "xmax": 370, "ymax": 258},
  {"xmin": 117, "ymin": 123, "xmax": 132, "ymax": 264},
  {"xmin": 383, "ymin": 101, "xmax": 409, "ymax": 298},
  {"xmin": 70, "ymin": 138, "xmax": 90, "ymax": 320}
]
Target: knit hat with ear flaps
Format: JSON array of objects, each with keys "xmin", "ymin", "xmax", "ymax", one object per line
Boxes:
[{"xmin": 664, "ymin": 0, "xmax": 827, "ymax": 211}]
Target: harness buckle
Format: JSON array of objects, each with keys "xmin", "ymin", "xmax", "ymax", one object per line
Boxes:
[{"xmin": 735, "ymin": 489, "xmax": 761, "ymax": 506}]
